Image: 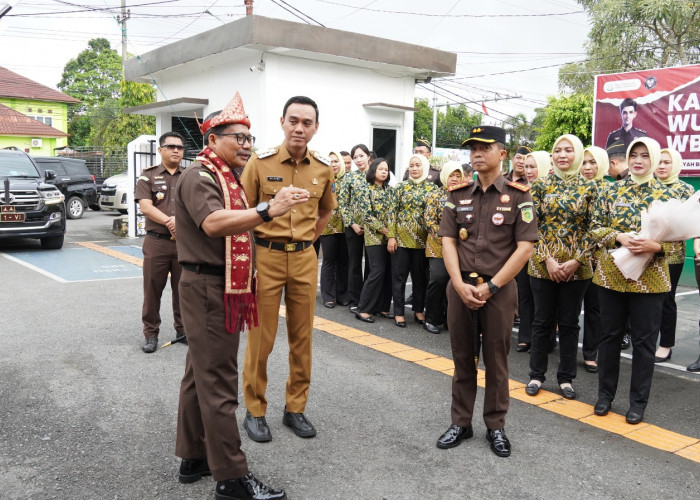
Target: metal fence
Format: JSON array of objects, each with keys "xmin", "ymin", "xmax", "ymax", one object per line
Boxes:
[{"xmin": 55, "ymin": 146, "xmax": 128, "ymax": 182}]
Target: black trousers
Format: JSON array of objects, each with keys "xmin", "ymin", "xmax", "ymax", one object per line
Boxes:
[
  {"xmin": 357, "ymin": 245, "xmax": 392, "ymax": 314},
  {"xmin": 345, "ymin": 227, "xmax": 365, "ymax": 306},
  {"xmin": 319, "ymin": 233, "xmax": 349, "ymax": 304},
  {"xmin": 515, "ymin": 264, "xmax": 534, "ymax": 344},
  {"xmin": 658, "ymin": 262, "xmax": 684, "ymax": 348},
  {"xmin": 582, "ymin": 281, "xmax": 601, "ymax": 361},
  {"xmin": 425, "ymin": 258, "xmax": 449, "ymax": 325},
  {"xmin": 392, "ymin": 247, "xmax": 427, "ymax": 317},
  {"xmin": 597, "ymin": 288, "xmax": 664, "ymax": 410},
  {"xmin": 529, "ymin": 277, "xmax": 589, "ymax": 384}
]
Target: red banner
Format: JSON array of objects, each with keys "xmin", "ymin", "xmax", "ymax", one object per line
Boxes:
[{"xmin": 593, "ymin": 64, "xmax": 700, "ymax": 176}]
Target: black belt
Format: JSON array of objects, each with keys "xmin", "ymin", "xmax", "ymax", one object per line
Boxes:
[
  {"xmin": 182, "ymin": 263, "xmax": 226, "ymax": 276},
  {"xmin": 254, "ymin": 237, "xmax": 312, "ymax": 252},
  {"xmin": 461, "ymin": 271, "xmax": 492, "ymax": 283},
  {"xmin": 147, "ymin": 230, "xmax": 173, "ymax": 240}
]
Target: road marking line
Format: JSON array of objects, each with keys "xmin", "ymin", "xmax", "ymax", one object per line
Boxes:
[
  {"xmin": 78, "ymin": 241, "xmax": 700, "ymax": 464},
  {"xmin": 0, "ymin": 252, "xmax": 68, "ymax": 283}
]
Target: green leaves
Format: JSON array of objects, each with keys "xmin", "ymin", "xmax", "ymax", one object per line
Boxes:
[{"xmin": 535, "ymin": 93, "xmax": 593, "ymax": 151}]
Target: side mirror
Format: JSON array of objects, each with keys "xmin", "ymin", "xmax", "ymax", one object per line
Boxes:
[{"xmin": 44, "ymin": 169, "xmax": 56, "ymax": 181}]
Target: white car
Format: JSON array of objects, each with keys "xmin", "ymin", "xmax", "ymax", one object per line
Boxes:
[{"xmin": 99, "ymin": 172, "xmax": 130, "ymax": 214}]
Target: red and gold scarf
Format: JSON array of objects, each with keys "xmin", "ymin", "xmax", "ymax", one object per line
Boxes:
[{"xmin": 196, "ymin": 146, "xmax": 258, "ymax": 333}]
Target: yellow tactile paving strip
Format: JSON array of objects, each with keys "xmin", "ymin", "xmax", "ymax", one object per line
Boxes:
[{"xmin": 83, "ymin": 241, "xmax": 700, "ymax": 463}]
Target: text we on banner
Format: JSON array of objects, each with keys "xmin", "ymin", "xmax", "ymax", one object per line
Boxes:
[{"xmin": 593, "ymin": 64, "xmax": 700, "ymax": 176}]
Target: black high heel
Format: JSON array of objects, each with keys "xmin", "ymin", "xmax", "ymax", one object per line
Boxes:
[
  {"xmin": 354, "ymin": 311, "xmax": 375, "ymax": 324},
  {"xmin": 414, "ymin": 313, "xmax": 424, "ymax": 325}
]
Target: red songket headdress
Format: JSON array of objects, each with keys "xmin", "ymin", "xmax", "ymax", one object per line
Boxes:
[{"xmin": 195, "ymin": 92, "xmax": 257, "ymax": 333}]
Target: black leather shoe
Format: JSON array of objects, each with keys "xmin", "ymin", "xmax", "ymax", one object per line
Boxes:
[
  {"xmin": 423, "ymin": 322, "xmax": 440, "ymax": 334},
  {"xmin": 179, "ymin": 458, "xmax": 211, "ymax": 484},
  {"xmin": 141, "ymin": 336, "xmax": 158, "ymax": 353},
  {"xmin": 354, "ymin": 311, "xmax": 375, "ymax": 323},
  {"xmin": 394, "ymin": 319, "xmax": 406, "ymax": 328},
  {"xmin": 323, "ymin": 301, "xmax": 335, "ymax": 309},
  {"xmin": 436, "ymin": 424, "xmax": 473, "ymax": 449},
  {"xmin": 282, "ymin": 408, "xmax": 316, "ymax": 438},
  {"xmin": 374, "ymin": 311, "xmax": 395, "ymax": 319},
  {"xmin": 525, "ymin": 381, "xmax": 541, "ymax": 396},
  {"xmin": 654, "ymin": 349, "xmax": 672, "ymax": 363},
  {"xmin": 215, "ymin": 473, "xmax": 286, "ymax": 500},
  {"xmin": 594, "ymin": 400, "xmax": 611, "ymax": 416},
  {"xmin": 337, "ymin": 300, "xmax": 350, "ymax": 307},
  {"xmin": 515, "ymin": 343, "xmax": 530, "ymax": 352},
  {"xmin": 174, "ymin": 333, "xmax": 188, "ymax": 346},
  {"xmin": 583, "ymin": 361, "xmax": 598, "ymax": 373},
  {"xmin": 243, "ymin": 412, "xmax": 272, "ymax": 442},
  {"xmin": 349, "ymin": 306, "xmax": 358, "ymax": 313},
  {"xmin": 486, "ymin": 428, "xmax": 511, "ymax": 457},
  {"xmin": 414, "ymin": 313, "xmax": 425, "ymax": 325},
  {"xmin": 687, "ymin": 355, "xmax": 700, "ymax": 372},
  {"xmin": 559, "ymin": 384, "xmax": 576, "ymax": 400},
  {"xmin": 626, "ymin": 408, "xmax": 644, "ymax": 425},
  {"xmin": 621, "ymin": 334, "xmax": 631, "ymax": 350}
]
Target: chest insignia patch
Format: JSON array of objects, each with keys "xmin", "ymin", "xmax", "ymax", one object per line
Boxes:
[
  {"xmin": 312, "ymin": 178, "xmax": 319, "ymax": 185},
  {"xmin": 459, "ymin": 199, "xmax": 469, "ymax": 205},
  {"xmin": 156, "ymin": 192, "xmax": 165, "ymax": 200},
  {"xmin": 459, "ymin": 228, "xmax": 468, "ymax": 241},
  {"xmin": 492, "ymin": 213, "xmax": 505, "ymax": 226},
  {"xmin": 466, "ymin": 214, "xmax": 474, "ymax": 223},
  {"xmin": 500, "ymin": 194, "xmax": 510, "ymax": 204},
  {"xmin": 161, "ymin": 185, "xmax": 167, "ymax": 190},
  {"xmin": 521, "ymin": 206, "xmax": 534, "ymax": 223},
  {"xmin": 445, "ymin": 201, "xmax": 455, "ymax": 209}
]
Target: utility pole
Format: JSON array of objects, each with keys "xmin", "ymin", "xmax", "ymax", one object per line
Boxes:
[
  {"xmin": 431, "ymin": 87, "xmax": 438, "ymax": 149},
  {"xmin": 117, "ymin": 0, "xmax": 131, "ymax": 73}
]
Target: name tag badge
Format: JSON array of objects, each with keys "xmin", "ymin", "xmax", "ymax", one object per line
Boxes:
[
  {"xmin": 456, "ymin": 206, "xmax": 473, "ymax": 212},
  {"xmin": 267, "ymin": 176, "xmax": 284, "ymax": 182},
  {"xmin": 544, "ymin": 194, "xmax": 559, "ymax": 199},
  {"xmin": 615, "ymin": 202, "xmax": 632, "ymax": 208},
  {"xmin": 154, "ymin": 180, "xmax": 166, "ymax": 185}
]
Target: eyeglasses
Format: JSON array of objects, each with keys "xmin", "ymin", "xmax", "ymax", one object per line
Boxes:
[
  {"xmin": 162, "ymin": 144, "xmax": 185, "ymax": 151},
  {"xmin": 217, "ymin": 133, "xmax": 256, "ymax": 146}
]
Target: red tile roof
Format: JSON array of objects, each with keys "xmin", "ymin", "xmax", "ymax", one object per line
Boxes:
[
  {"xmin": 0, "ymin": 66, "xmax": 80, "ymax": 104},
  {"xmin": 0, "ymin": 104, "xmax": 68, "ymax": 137}
]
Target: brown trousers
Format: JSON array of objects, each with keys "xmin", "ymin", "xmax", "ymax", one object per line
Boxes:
[
  {"xmin": 243, "ymin": 245, "xmax": 318, "ymax": 416},
  {"xmin": 141, "ymin": 235, "xmax": 183, "ymax": 338},
  {"xmin": 446, "ymin": 278, "xmax": 517, "ymax": 430},
  {"xmin": 175, "ymin": 269, "xmax": 248, "ymax": 481}
]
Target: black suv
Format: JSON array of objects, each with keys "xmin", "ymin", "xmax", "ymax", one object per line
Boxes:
[
  {"xmin": 33, "ymin": 156, "xmax": 98, "ymax": 219},
  {"xmin": 0, "ymin": 150, "xmax": 66, "ymax": 249}
]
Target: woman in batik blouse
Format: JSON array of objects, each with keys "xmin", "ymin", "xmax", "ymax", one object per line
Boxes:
[
  {"xmin": 653, "ymin": 148, "xmax": 695, "ymax": 363},
  {"xmin": 353, "ymin": 158, "xmax": 394, "ymax": 323},
  {"xmin": 388, "ymin": 153, "xmax": 439, "ymax": 328},
  {"xmin": 422, "ymin": 161, "xmax": 464, "ymax": 334},
  {"xmin": 319, "ymin": 151, "xmax": 350, "ymax": 309},
  {"xmin": 525, "ymin": 135, "xmax": 597, "ymax": 401},
  {"xmin": 590, "ymin": 137, "xmax": 672, "ymax": 425}
]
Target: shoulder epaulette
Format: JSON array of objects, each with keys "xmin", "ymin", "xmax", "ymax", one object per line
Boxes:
[
  {"xmin": 507, "ymin": 181, "xmax": 531, "ymax": 192},
  {"xmin": 255, "ymin": 147, "xmax": 278, "ymax": 159},
  {"xmin": 142, "ymin": 165, "xmax": 157, "ymax": 171},
  {"xmin": 311, "ymin": 150, "xmax": 331, "ymax": 166},
  {"xmin": 448, "ymin": 180, "xmax": 474, "ymax": 192}
]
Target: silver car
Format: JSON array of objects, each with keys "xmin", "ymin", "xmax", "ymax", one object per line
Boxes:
[{"xmin": 99, "ymin": 172, "xmax": 130, "ymax": 214}]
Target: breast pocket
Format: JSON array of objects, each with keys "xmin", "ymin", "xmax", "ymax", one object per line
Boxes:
[
  {"xmin": 300, "ymin": 191, "xmax": 321, "ymax": 218},
  {"xmin": 262, "ymin": 184, "xmax": 284, "ymax": 201},
  {"xmin": 491, "ymin": 212, "xmax": 517, "ymax": 246}
]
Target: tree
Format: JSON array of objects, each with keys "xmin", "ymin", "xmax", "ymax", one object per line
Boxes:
[
  {"xmin": 413, "ymin": 98, "xmax": 432, "ymax": 145},
  {"xmin": 503, "ymin": 112, "xmax": 538, "ymax": 154},
  {"xmin": 534, "ymin": 93, "xmax": 593, "ymax": 151},
  {"xmin": 99, "ymin": 80, "xmax": 156, "ymax": 147},
  {"xmin": 436, "ymin": 104, "xmax": 482, "ymax": 149},
  {"xmin": 559, "ymin": 0, "xmax": 700, "ymax": 94}
]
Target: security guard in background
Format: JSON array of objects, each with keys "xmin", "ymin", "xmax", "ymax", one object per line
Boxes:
[
  {"xmin": 134, "ymin": 131, "xmax": 186, "ymax": 354},
  {"xmin": 436, "ymin": 126, "xmax": 537, "ymax": 457},
  {"xmin": 241, "ymin": 96, "xmax": 336, "ymax": 442}
]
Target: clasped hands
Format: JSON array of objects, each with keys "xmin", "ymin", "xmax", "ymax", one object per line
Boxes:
[
  {"xmin": 616, "ymin": 232, "xmax": 663, "ymax": 255},
  {"xmin": 457, "ymin": 281, "xmax": 492, "ymax": 310},
  {"xmin": 546, "ymin": 258, "xmax": 580, "ymax": 283}
]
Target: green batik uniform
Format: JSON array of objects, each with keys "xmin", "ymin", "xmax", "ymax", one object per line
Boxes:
[
  {"xmin": 388, "ymin": 180, "xmax": 440, "ymax": 248},
  {"xmin": 424, "ymin": 187, "xmax": 449, "ymax": 258},
  {"xmin": 338, "ymin": 170, "xmax": 370, "ymax": 228},
  {"xmin": 590, "ymin": 177, "xmax": 672, "ymax": 293},
  {"xmin": 357, "ymin": 183, "xmax": 394, "ymax": 247},
  {"xmin": 322, "ymin": 177, "xmax": 345, "ymax": 236},
  {"xmin": 660, "ymin": 180, "xmax": 695, "ymax": 264},
  {"xmin": 528, "ymin": 175, "xmax": 598, "ymax": 280}
]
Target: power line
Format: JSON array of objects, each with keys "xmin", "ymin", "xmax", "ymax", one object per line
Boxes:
[{"xmin": 275, "ymin": 0, "xmax": 325, "ymax": 27}]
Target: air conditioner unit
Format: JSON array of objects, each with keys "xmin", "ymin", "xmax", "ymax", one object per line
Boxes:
[{"xmin": 30, "ymin": 138, "xmax": 43, "ymax": 148}]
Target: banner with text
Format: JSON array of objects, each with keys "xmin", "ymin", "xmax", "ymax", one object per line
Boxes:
[{"xmin": 593, "ymin": 64, "xmax": 700, "ymax": 175}]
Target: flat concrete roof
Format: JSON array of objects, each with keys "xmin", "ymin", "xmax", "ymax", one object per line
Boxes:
[
  {"xmin": 123, "ymin": 97, "xmax": 208, "ymax": 116},
  {"xmin": 125, "ymin": 15, "xmax": 456, "ymax": 81}
]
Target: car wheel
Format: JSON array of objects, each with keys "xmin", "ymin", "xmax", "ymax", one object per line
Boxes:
[
  {"xmin": 41, "ymin": 235, "xmax": 64, "ymax": 249},
  {"xmin": 117, "ymin": 209, "xmax": 127, "ymax": 215},
  {"xmin": 66, "ymin": 196, "xmax": 85, "ymax": 219}
]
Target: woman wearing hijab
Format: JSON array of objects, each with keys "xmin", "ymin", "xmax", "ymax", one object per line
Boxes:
[
  {"xmin": 515, "ymin": 151, "xmax": 551, "ymax": 352},
  {"xmin": 653, "ymin": 148, "xmax": 695, "ymax": 363},
  {"xmin": 388, "ymin": 153, "xmax": 439, "ymax": 328},
  {"xmin": 353, "ymin": 158, "xmax": 394, "ymax": 323},
  {"xmin": 423, "ymin": 161, "xmax": 464, "ymax": 334},
  {"xmin": 590, "ymin": 137, "xmax": 672, "ymax": 424},
  {"xmin": 319, "ymin": 151, "xmax": 350, "ymax": 308},
  {"xmin": 339, "ymin": 144, "xmax": 371, "ymax": 309},
  {"xmin": 525, "ymin": 135, "xmax": 597, "ymax": 401},
  {"xmin": 577, "ymin": 146, "xmax": 611, "ymax": 374}
]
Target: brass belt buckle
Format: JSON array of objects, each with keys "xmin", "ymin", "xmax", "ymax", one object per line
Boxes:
[{"xmin": 284, "ymin": 243, "xmax": 297, "ymax": 252}]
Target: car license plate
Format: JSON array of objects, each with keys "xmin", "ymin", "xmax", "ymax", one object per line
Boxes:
[{"xmin": 1, "ymin": 206, "xmax": 25, "ymax": 222}]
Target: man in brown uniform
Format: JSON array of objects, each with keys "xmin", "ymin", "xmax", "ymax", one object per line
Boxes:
[
  {"xmin": 505, "ymin": 145, "xmax": 531, "ymax": 184},
  {"xmin": 174, "ymin": 92, "xmax": 307, "ymax": 500},
  {"xmin": 241, "ymin": 96, "xmax": 335, "ymax": 442},
  {"xmin": 134, "ymin": 131, "xmax": 186, "ymax": 353},
  {"xmin": 436, "ymin": 126, "xmax": 537, "ymax": 457}
]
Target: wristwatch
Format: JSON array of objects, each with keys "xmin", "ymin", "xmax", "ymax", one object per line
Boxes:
[
  {"xmin": 256, "ymin": 202, "xmax": 273, "ymax": 222},
  {"xmin": 487, "ymin": 280, "xmax": 500, "ymax": 295}
]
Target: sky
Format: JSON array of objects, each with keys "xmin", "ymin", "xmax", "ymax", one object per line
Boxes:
[{"xmin": 0, "ymin": 0, "xmax": 591, "ymax": 123}]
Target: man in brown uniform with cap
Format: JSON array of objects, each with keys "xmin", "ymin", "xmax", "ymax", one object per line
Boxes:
[
  {"xmin": 241, "ymin": 96, "xmax": 335, "ymax": 442},
  {"xmin": 174, "ymin": 92, "xmax": 307, "ymax": 500},
  {"xmin": 436, "ymin": 125, "xmax": 537, "ymax": 457},
  {"xmin": 505, "ymin": 145, "xmax": 531, "ymax": 185},
  {"xmin": 135, "ymin": 131, "xmax": 186, "ymax": 353}
]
